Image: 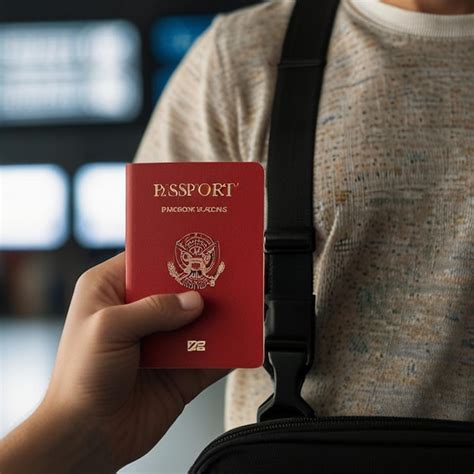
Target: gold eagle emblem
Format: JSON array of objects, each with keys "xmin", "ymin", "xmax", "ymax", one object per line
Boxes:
[{"xmin": 167, "ymin": 232, "xmax": 225, "ymax": 289}]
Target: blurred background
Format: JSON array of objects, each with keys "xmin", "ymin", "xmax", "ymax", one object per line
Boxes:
[{"xmin": 0, "ymin": 0, "xmax": 260, "ymax": 471}]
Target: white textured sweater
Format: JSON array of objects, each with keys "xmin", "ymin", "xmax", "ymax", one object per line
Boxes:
[{"xmin": 134, "ymin": 0, "xmax": 474, "ymax": 431}]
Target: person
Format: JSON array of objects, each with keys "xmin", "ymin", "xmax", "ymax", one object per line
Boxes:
[
  {"xmin": 133, "ymin": 0, "xmax": 474, "ymax": 430},
  {"xmin": 1, "ymin": 0, "xmax": 473, "ymax": 471},
  {"xmin": 0, "ymin": 252, "xmax": 229, "ymax": 473}
]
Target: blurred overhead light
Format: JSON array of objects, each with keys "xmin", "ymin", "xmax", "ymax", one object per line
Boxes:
[
  {"xmin": 0, "ymin": 20, "xmax": 142, "ymax": 126},
  {"xmin": 74, "ymin": 162, "xmax": 125, "ymax": 249},
  {"xmin": 0, "ymin": 164, "xmax": 69, "ymax": 250}
]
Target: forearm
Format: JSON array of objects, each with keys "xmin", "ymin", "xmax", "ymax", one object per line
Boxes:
[{"xmin": 0, "ymin": 402, "xmax": 115, "ymax": 474}]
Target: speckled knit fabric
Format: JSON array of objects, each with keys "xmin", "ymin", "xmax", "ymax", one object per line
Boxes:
[{"xmin": 134, "ymin": 0, "xmax": 474, "ymax": 431}]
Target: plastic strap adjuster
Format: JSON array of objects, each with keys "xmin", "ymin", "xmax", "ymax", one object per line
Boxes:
[
  {"xmin": 264, "ymin": 227, "xmax": 315, "ymax": 253},
  {"xmin": 277, "ymin": 58, "xmax": 326, "ymax": 69}
]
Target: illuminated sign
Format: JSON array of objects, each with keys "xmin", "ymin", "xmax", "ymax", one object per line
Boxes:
[{"xmin": 0, "ymin": 21, "xmax": 142, "ymax": 126}]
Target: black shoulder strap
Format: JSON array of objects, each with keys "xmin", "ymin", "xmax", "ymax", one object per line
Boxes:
[{"xmin": 258, "ymin": 0, "xmax": 340, "ymax": 422}]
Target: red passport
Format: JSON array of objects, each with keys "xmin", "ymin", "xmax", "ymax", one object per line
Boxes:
[{"xmin": 125, "ymin": 162, "xmax": 264, "ymax": 368}]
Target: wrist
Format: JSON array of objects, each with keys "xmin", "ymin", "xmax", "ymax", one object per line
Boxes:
[{"xmin": 0, "ymin": 400, "xmax": 115, "ymax": 474}]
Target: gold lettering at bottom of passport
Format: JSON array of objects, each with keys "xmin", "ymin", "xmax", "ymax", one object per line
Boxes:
[{"xmin": 167, "ymin": 232, "xmax": 225, "ymax": 289}]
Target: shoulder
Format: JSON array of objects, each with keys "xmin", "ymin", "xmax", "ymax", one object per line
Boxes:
[
  {"xmin": 133, "ymin": 1, "xmax": 297, "ymax": 165},
  {"xmin": 210, "ymin": 0, "xmax": 295, "ymax": 72},
  {"xmin": 164, "ymin": 1, "xmax": 295, "ymax": 97}
]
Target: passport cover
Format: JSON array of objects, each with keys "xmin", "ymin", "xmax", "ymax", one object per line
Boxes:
[{"xmin": 125, "ymin": 162, "xmax": 265, "ymax": 368}]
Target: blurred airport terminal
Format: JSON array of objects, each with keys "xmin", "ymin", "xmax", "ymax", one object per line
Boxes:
[{"xmin": 0, "ymin": 1, "xmax": 259, "ymax": 471}]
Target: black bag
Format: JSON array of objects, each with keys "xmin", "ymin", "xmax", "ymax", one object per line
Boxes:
[{"xmin": 189, "ymin": 0, "xmax": 474, "ymax": 472}]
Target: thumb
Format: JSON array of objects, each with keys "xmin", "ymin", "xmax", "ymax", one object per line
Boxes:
[{"xmin": 106, "ymin": 290, "xmax": 204, "ymax": 341}]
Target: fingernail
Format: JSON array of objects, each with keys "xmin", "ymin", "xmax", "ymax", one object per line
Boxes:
[{"xmin": 177, "ymin": 291, "xmax": 202, "ymax": 310}]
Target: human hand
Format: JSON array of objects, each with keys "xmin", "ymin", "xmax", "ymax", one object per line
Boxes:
[{"xmin": 0, "ymin": 252, "xmax": 230, "ymax": 473}]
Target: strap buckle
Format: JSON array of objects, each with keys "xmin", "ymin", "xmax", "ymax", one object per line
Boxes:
[{"xmin": 257, "ymin": 295, "xmax": 315, "ymax": 422}]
